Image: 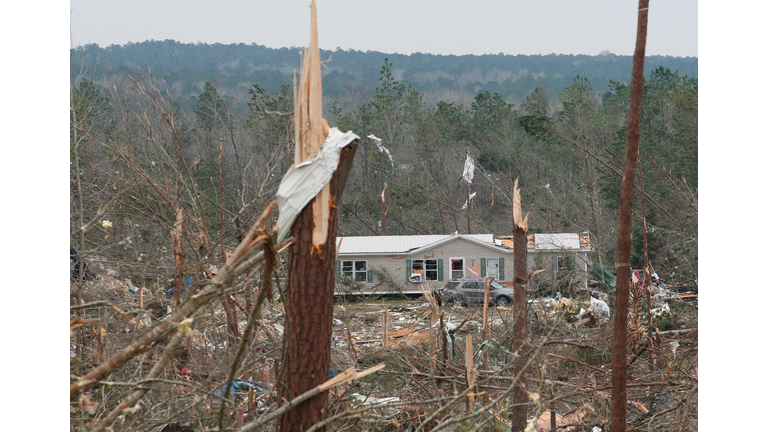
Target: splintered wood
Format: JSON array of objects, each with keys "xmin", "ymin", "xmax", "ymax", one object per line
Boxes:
[
  {"xmin": 384, "ymin": 327, "xmax": 432, "ymax": 349},
  {"xmin": 482, "ymin": 276, "xmax": 489, "ymax": 371},
  {"xmin": 172, "ymin": 206, "xmax": 185, "ymax": 300},
  {"xmin": 294, "ymin": 0, "xmax": 331, "ymax": 248},
  {"xmin": 466, "ymin": 334, "xmax": 476, "ymax": 409},
  {"xmin": 382, "ymin": 308, "xmax": 388, "ymax": 348}
]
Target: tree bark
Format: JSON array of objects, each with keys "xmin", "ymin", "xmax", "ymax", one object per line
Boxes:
[
  {"xmin": 277, "ymin": 149, "xmax": 348, "ymax": 432},
  {"xmin": 612, "ymin": 2, "xmax": 649, "ymax": 432},
  {"xmin": 511, "ymin": 178, "xmax": 529, "ymax": 432},
  {"xmin": 172, "ymin": 206, "xmax": 185, "ymax": 302},
  {"xmin": 377, "ymin": 169, "xmax": 388, "ymax": 235}
]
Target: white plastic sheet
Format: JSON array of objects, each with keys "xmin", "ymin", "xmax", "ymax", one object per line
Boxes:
[
  {"xmin": 367, "ymin": 134, "xmax": 394, "ymax": 165},
  {"xmin": 462, "ymin": 154, "xmax": 475, "ymax": 184},
  {"xmin": 670, "ymin": 340, "xmax": 680, "ymax": 358},
  {"xmin": 276, "ymin": 127, "xmax": 360, "ymax": 244},
  {"xmin": 575, "ymin": 297, "xmax": 611, "ymax": 323},
  {"xmin": 352, "ymin": 393, "xmax": 400, "ymax": 405},
  {"xmin": 590, "ymin": 297, "xmax": 610, "ymax": 322}
]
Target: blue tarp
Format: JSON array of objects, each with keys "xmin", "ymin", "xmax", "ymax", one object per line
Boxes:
[
  {"xmin": 165, "ymin": 277, "xmax": 193, "ymax": 298},
  {"xmin": 214, "ymin": 381, "xmax": 267, "ymax": 396}
]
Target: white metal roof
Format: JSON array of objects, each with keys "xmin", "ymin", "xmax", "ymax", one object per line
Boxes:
[
  {"xmin": 534, "ymin": 233, "xmax": 582, "ymax": 250},
  {"xmin": 337, "ymin": 234, "xmax": 495, "ymax": 255}
]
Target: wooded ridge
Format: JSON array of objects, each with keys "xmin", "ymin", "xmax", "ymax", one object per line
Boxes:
[{"xmin": 72, "ymin": 40, "xmax": 697, "ymax": 110}]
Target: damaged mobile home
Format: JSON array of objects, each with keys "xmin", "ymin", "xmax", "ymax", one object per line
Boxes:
[{"xmin": 335, "ymin": 232, "xmax": 592, "ymax": 295}]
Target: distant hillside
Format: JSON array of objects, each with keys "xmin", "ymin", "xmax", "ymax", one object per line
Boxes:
[{"xmin": 72, "ymin": 40, "xmax": 697, "ymax": 107}]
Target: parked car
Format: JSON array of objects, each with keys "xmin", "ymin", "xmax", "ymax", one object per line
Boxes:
[{"xmin": 436, "ymin": 278, "xmax": 514, "ymax": 307}]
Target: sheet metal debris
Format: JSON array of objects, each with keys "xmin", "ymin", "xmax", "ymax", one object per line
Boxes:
[{"xmin": 276, "ymin": 127, "xmax": 360, "ymax": 244}]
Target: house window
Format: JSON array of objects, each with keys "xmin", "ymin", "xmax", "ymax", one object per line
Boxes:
[
  {"xmin": 342, "ymin": 260, "xmax": 367, "ymax": 282},
  {"xmin": 557, "ymin": 256, "xmax": 573, "ymax": 271},
  {"xmin": 450, "ymin": 258, "xmax": 464, "ymax": 279},
  {"xmin": 487, "ymin": 258, "xmax": 499, "ymax": 278},
  {"xmin": 412, "ymin": 259, "xmax": 438, "ymax": 281}
]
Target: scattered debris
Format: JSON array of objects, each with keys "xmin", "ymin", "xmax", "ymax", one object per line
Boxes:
[
  {"xmin": 71, "ymin": 274, "xmax": 696, "ymax": 431},
  {"xmin": 70, "ymin": 316, "xmax": 97, "ymax": 331},
  {"xmin": 352, "ymin": 393, "xmax": 401, "ymax": 405},
  {"xmin": 631, "ymin": 400, "xmax": 650, "ymax": 414},
  {"xmin": 670, "ymin": 340, "xmax": 680, "ymax": 358},
  {"xmin": 79, "ymin": 393, "xmax": 99, "ymax": 415},
  {"xmin": 589, "ymin": 297, "xmax": 610, "ymax": 322},
  {"xmin": 535, "ymin": 411, "xmax": 562, "ymax": 430},
  {"xmin": 534, "ymin": 403, "xmax": 595, "ymax": 431},
  {"xmin": 651, "ymin": 303, "xmax": 670, "ymax": 317}
]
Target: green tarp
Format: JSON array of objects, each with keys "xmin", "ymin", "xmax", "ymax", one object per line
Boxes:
[{"xmin": 592, "ymin": 263, "xmax": 616, "ymax": 292}]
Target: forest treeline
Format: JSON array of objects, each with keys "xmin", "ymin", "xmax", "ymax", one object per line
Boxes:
[
  {"xmin": 72, "ymin": 40, "xmax": 697, "ymax": 113},
  {"xmin": 70, "ymin": 50, "xmax": 697, "ymax": 288}
]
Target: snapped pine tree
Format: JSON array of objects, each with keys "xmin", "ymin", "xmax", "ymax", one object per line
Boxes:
[
  {"xmin": 276, "ymin": 2, "xmax": 354, "ymax": 431},
  {"xmin": 511, "ymin": 178, "xmax": 529, "ymax": 432},
  {"xmin": 612, "ymin": 2, "xmax": 649, "ymax": 432}
]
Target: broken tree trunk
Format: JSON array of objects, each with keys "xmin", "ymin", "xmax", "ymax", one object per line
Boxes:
[
  {"xmin": 172, "ymin": 206, "xmax": 185, "ymax": 302},
  {"xmin": 465, "ymin": 334, "xmax": 475, "ymax": 410},
  {"xmin": 440, "ymin": 312, "xmax": 448, "ymax": 378},
  {"xmin": 483, "ymin": 276, "xmax": 489, "ymax": 371},
  {"xmin": 611, "ymin": 2, "xmax": 649, "ymax": 432},
  {"xmin": 465, "ymin": 150, "xmax": 472, "ymax": 234},
  {"xmin": 277, "ymin": 3, "xmax": 348, "ymax": 431},
  {"xmin": 511, "ymin": 178, "xmax": 529, "ymax": 432},
  {"xmin": 383, "ymin": 307, "xmax": 389, "ymax": 349},
  {"xmin": 278, "ymin": 152, "xmax": 349, "ymax": 432},
  {"xmin": 378, "ymin": 172, "xmax": 388, "ymax": 235}
]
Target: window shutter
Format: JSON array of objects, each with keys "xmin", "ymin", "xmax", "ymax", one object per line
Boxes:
[
  {"xmin": 480, "ymin": 258, "xmax": 486, "ymax": 277},
  {"xmin": 367, "ymin": 269, "xmax": 373, "ymax": 283},
  {"xmin": 438, "ymin": 259, "xmax": 443, "ymax": 281},
  {"xmin": 499, "ymin": 257, "xmax": 505, "ymax": 280},
  {"xmin": 336, "ymin": 260, "xmax": 341, "ymax": 278},
  {"xmin": 406, "ymin": 259, "xmax": 412, "ymax": 283}
]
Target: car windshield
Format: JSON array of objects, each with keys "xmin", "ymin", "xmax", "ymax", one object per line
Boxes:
[{"xmin": 490, "ymin": 281, "xmax": 505, "ymax": 291}]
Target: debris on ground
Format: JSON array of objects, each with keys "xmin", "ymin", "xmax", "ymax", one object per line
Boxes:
[{"xmin": 71, "ymin": 270, "xmax": 697, "ymax": 431}]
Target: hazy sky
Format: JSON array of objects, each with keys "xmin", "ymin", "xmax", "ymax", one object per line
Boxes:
[{"xmin": 70, "ymin": 0, "xmax": 697, "ymax": 57}]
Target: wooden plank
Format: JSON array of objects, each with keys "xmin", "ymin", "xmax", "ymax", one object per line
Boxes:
[{"xmin": 466, "ymin": 334, "xmax": 475, "ymax": 409}]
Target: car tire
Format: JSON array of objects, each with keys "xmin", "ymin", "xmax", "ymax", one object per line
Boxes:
[{"xmin": 495, "ymin": 296, "xmax": 511, "ymax": 307}]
